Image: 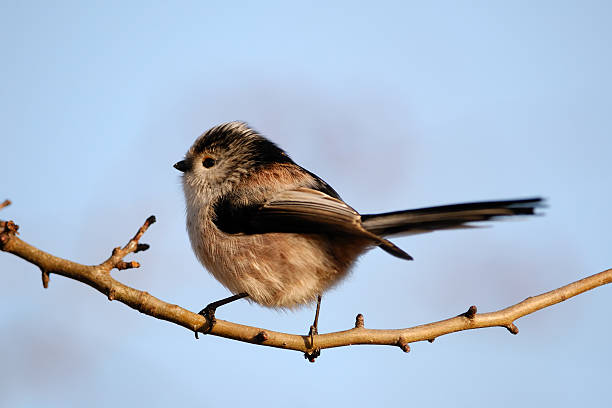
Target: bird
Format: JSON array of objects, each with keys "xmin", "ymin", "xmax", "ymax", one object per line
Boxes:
[{"xmin": 174, "ymin": 121, "xmax": 542, "ymax": 339}]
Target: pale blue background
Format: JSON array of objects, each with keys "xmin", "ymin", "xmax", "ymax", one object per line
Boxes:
[{"xmin": 2, "ymin": 1, "xmax": 611, "ymax": 407}]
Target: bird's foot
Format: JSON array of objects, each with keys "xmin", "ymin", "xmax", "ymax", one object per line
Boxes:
[
  {"xmin": 304, "ymin": 324, "xmax": 321, "ymax": 362},
  {"xmin": 194, "ymin": 292, "xmax": 249, "ymax": 339},
  {"xmin": 195, "ymin": 304, "xmax": 217, "ymax": 339}
]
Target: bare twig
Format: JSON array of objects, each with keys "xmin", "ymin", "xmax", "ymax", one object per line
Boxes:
[{"xmin": 1, "ymin": 207, "xmax": 611, "ymax": 360}]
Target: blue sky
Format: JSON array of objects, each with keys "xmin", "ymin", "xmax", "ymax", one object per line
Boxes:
[{"xmin": 2, "ymin": 1, "xmax": 611, "ymax": 407}]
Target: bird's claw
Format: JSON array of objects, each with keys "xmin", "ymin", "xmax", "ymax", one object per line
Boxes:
[
  {"xmin": 194, "ymin": 305, "xmax": 217, "ymax": 339},
  {"xmin": 304, "ymin": 325, "xmax": 321, "ymax": 362}
]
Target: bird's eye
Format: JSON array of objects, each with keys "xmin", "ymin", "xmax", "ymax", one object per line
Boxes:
[{"xmin": 202, "ymin": 157, "xmax": 216, "ymax": 168}]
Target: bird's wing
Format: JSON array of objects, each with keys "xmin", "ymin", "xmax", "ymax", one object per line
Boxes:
[
  {"xmin": 213, "ymin": 187, "xmax": 412, "ymax": 260},
  {"xmin": 252, "ymin": 188, "xmax": 363, "ymax": 233}
]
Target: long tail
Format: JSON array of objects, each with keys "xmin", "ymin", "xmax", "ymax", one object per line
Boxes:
[{"xmin": 361, "ymin": 198, "xmax": 543, "ymax": 258}]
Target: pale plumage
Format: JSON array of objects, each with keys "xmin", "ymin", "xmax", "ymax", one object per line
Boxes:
[{"xmin": 176, "ymin": 121, "xmax": 543, "ymax": 311}]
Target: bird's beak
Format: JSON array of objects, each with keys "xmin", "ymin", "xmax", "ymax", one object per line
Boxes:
[{"xmin": 173, "ymin": 159, "xmax": 191, "ymax": 172}]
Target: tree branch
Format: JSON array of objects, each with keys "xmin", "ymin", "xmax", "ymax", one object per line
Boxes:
[{"xmin": 2, "ymin": 200, "xmax": 611, "ymax": 361}]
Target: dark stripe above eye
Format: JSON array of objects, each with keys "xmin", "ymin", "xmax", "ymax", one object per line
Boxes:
[{"xmin": 193, "ymin": 122, "xmax": 296, "ymax": 167}]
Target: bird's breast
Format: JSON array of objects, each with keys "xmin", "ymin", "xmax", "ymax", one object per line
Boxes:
[{"xmin": 186, "ymin": 206, "xmax": 370, "ymax": 308}]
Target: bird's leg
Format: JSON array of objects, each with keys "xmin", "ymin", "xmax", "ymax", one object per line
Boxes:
[
  {"xmin": 310, "ymin": 295, "xmax": 322, "ymax": 337},
  {"xmin": 305, "ymin": 295, "xmax": 322, "ymax": 362},
  {"xmin": 195, "ymin": 292, "xmax": 249, "ymax": 338}
]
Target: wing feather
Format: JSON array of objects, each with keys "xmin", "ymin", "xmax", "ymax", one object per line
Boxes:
[{"xmin": 213, "ymin": 187, "xmax": 413, "ymax": 260}]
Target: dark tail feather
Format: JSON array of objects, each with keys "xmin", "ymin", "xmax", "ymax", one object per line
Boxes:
[
  {"xmin": 361, "ymin": 198, "xmax": 544, "ymax": 237},
  {"xmin": 377, "ymin": 238, "xmax": 414, "ymax": 260}
]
